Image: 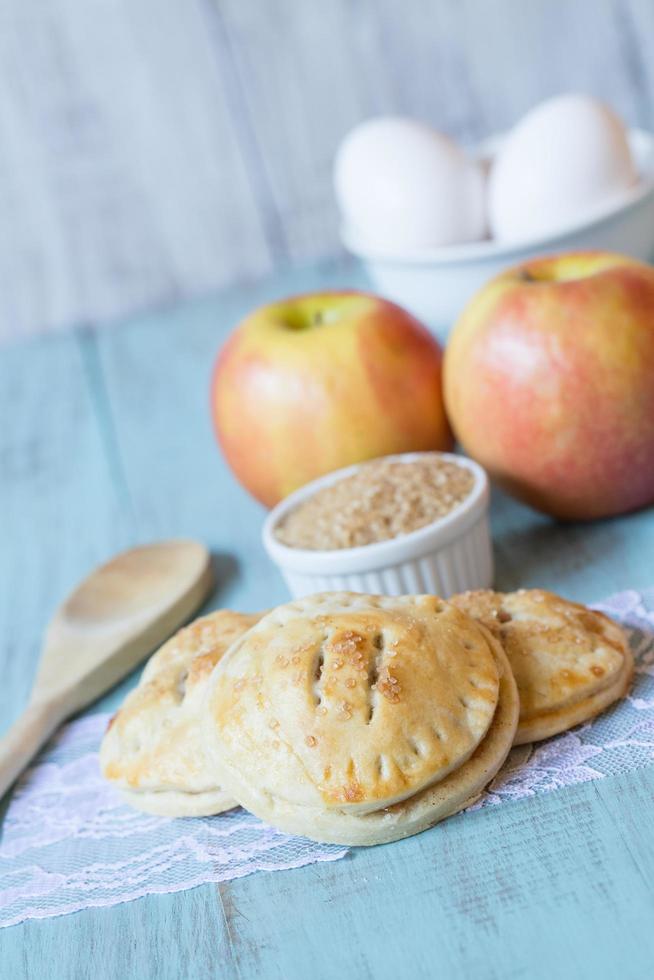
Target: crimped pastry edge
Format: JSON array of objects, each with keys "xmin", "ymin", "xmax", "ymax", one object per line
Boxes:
[
  {"xmin": 118, "ymin": 785, "xmax": 237, "ymax": 818},
  {"xmin": 514, "ymin": 645, "xmax": 634, "ymax": 745}
]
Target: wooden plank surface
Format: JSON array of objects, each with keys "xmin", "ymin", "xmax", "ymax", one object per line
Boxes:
[
  {"xmin": 0, "ymin": 330, "xmax": 133, "ymax": 730},
  {"xmin": 3, "ymin": 0, "xmax": 654, "ymax": 342},
  {"xmin": 219, "ymin": 768, "xmax": 654, "ymax": 980},
  {"xmin": 0, "ymin": 0, "xmax": 272, "ymax": 343},
  {"xmin": 2, "ymin": 257, "xmax": 654, "ymax": 978}
]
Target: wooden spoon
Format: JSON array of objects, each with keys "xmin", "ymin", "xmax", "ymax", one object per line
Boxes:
[{"xmin": 0, "ymin": 539, "xmax": 213, "ymax": 800}]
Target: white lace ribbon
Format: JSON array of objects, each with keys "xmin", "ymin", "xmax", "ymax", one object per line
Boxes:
[{"xmin": 2, "ymin": 589, "xmax": 654, "ymax": 928}]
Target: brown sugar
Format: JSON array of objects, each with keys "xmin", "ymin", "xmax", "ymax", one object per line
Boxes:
[{"xmin": 275, "ymin": 455, "xmax": 475, "ymax": 551}]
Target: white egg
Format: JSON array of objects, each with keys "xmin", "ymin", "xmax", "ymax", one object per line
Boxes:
[
  {"xmin": 489, "ymin": 94, "xmax": 638, "ymax": 242},
  {"xmin": 334, "ymin": 117, "xmax": 486, "ymax": 250}
]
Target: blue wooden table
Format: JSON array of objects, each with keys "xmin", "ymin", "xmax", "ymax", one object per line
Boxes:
[{"xmin": 2, "ymin": 257, "xmax": 654, "ymax": 979}]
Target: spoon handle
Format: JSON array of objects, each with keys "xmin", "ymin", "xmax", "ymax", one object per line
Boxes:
[{"xmin": 0, "ymin": 700, "xmax": 64, "ymax": 800}]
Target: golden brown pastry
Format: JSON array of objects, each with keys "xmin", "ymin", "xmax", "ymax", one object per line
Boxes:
[
  {"xmin": 451, "ymin": 589, "xmax": 633, "ymax": 745},
  {"xmin": 203, "ymin": 592, "xmax": 519, "ymax": 845},
  {"xmin": 100, "ymin": 609, "xmax": 260, "ymax": 816}
]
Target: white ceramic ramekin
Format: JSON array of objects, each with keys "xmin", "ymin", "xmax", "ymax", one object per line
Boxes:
[
  {"xmin": 342, "ymin": 128, "xmax": 654, "ymax": 338},
  {"xmin": 262, "ymin": 452, "xmax": 493, "ymax": 600}
]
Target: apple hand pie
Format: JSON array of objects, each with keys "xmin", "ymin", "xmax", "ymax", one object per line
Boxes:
[
  {"xmin": 202, "ymin": 593, "xmax": 518, "ymax": 845},
  {"xmin": 451, "ymin": 589, "xmax": 633, "ymax": 744},
  {"xmin": 100, "ymin": 609, "xmax": 260, "ymax": 817}
]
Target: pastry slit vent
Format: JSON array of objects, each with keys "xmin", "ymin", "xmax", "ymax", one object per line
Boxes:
[
  {"xmin": 378, "ymin": 755, "xmax": 391, "ymax": 780},
  {"xmin": 367, "ymin": 633, "xmax": 385, "ymax": 723},
  {"xmin": 176, "ymin": 670, "xmax": 189, "ymax": 702},
  {"xmin": 313, "ymin": 649, "xmax": 325, "ymax": 706}
]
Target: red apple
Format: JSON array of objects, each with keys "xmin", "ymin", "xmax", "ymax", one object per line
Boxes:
[
  {"xmin": 212, "ymin": 291, "xmax": 451, "ymax": 506},
  {"xmin": 444, "ymin": 251, "xmax": 654, "ymax": 520}
]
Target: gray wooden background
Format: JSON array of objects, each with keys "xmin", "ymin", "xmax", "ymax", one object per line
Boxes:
[{"xmin": 3, "ymin": 0, "xmax": 654, "ymax": 345}]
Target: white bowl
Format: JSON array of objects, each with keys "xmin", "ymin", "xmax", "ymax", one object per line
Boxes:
[
  {"xmin": 342, "ymin": 128, "xmax": 654, "ymax": 339},
  {"xmin": 262, "ymin": 452, "xmax": 493, "ymax": 600}
]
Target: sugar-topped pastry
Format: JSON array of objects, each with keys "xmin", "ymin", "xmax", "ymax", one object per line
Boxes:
[
  {"xmin": 100, "ymin": 609, "xmax": 260, "ymax": 816},
  {"xmin": 452, "ymin": 589, "xmax": 633, "ymax": 744},
  {"xmin": 203, "ymin": 593, "xmax": 518, "ymax": 845}
]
